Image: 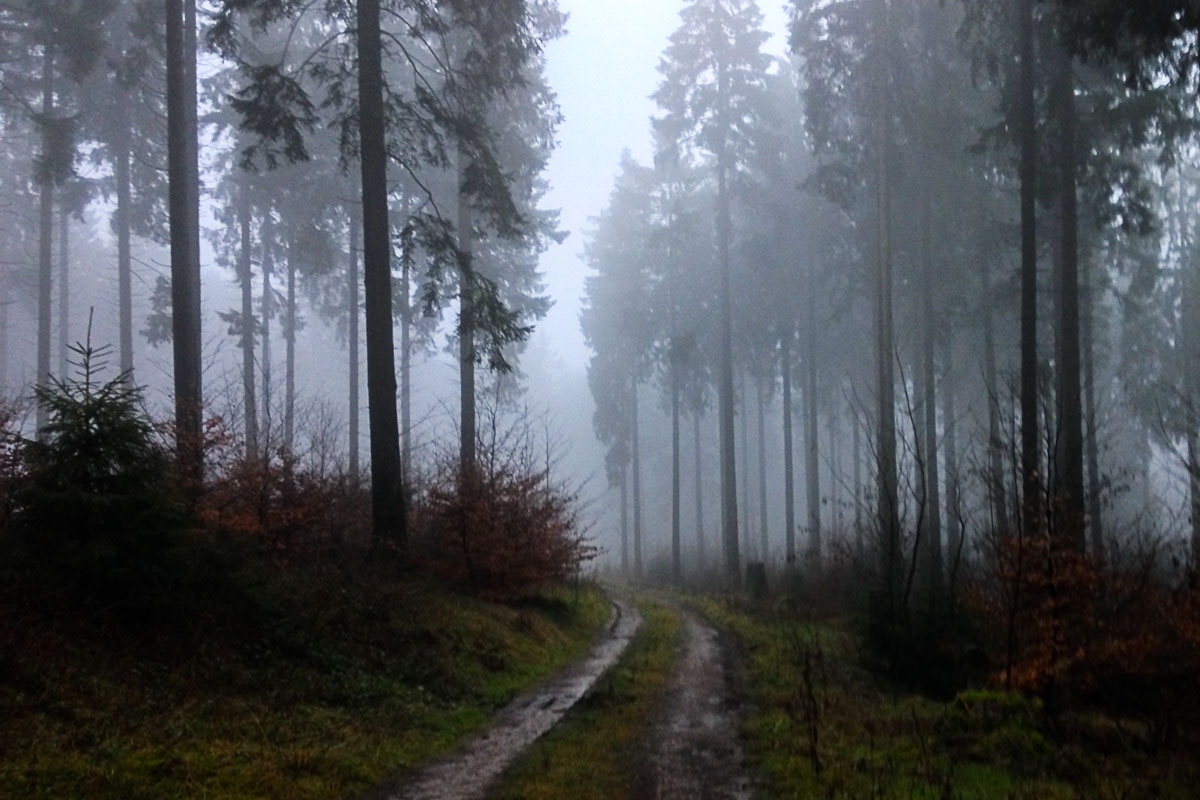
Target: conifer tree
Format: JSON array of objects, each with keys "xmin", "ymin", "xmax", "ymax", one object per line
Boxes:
[{"xmin": 654, "ymin": 0, "xmax": 770, "ymax": 583}]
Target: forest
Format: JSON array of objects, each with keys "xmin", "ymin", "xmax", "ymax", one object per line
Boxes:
[{"xmin": 2, "ymin": 0, "xmax": 1200, "ymax": 798}]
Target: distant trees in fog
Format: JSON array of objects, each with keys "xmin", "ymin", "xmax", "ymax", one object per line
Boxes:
[{"xmin": 582, "ymin": 0, "xmax": 1200, "ymax": 614}]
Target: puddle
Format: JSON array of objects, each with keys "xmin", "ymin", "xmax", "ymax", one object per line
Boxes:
[
  {"xmin": 378, "ymin": 598, "xmax": 641, "ymax": 800},
  {"xmin": 641, "ymin": 609, "xmax": 753, "ymax": 799}
]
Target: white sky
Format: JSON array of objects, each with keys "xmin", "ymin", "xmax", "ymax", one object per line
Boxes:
[{"xmin": 535, "ymin": 0, "xmax": 792, "ymax": 369}]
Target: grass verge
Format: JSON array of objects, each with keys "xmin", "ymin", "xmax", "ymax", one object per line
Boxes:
[
  {"xmin": 493, "ymin": 601, "xmax": 682, "ymax": 800},
  {"xmin": 699, "ymin": 596, "xmax": 1200, "ymax": 800},
  {"xmin": 0, "ymin": 552, "xmax": 609, "ymax": 800}
]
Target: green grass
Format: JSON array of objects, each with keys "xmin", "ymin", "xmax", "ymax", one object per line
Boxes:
[
  {"xmin": 699, "ymin": 596, "xmax": 1200, "ymax": 800},
  {"xmin": 494, "ymin": 601, "xmax": 682, "ymax": 800},
  {"xmin": 0, "ymin": 557, "xmax": 610, "ymax": 800}
]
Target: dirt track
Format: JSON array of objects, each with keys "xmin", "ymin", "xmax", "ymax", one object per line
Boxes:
[
  {"xmin": 376, "ymin": 598, "xmax": 641, "ymax": 800},
  {"xmin": 634, "ymin": 606, "xmax": 754, "ymax": 800}
]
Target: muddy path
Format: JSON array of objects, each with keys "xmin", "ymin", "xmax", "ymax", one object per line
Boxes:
[
  {"xmin": 374, "ymin": 597, "xmax": 641, "ymax": 800},
  {"xmin": 634, "ymin": 606, "xmax": 754, "ymax": 800}
]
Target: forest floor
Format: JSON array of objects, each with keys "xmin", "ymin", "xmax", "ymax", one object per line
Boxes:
[
  {"xmin": 493, "ymin": 588, "xmax": 1200, "ymax": 800},
  {"xmin": 0, "ymin": 553, "xmax": 612, "ymax": 800},
  {"xmin": 699, "ymin": 594, "xmax": 1200, "ymax": 800},
  {"xmin": 379, "ymin": 597, "xmax": 641, "ymax": 800},
  {"xmin": 7, "ymin": 569, "xmax": 1199, "ymax": 800}
]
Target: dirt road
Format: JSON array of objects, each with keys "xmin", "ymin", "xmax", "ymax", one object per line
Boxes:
[
  {"xmin": 377, "ymin": 598, "xmax": 641, "ymax": 800},
  {"xmin": 635, "ymin": 606, "xmax": 754, "ymax": 800},
  {"xmin": 372, "ymin": 596, "xmax": 754, "ymax": 800}
]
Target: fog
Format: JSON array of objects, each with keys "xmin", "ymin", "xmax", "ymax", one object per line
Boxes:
[{"xmin": 1, "ymin": 0, "xmax": 1197, "ymax": 583}]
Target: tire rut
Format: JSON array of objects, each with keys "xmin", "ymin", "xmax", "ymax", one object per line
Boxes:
[
  {"xmin": 373, "ymin": 597, "xmax": 641, "ymax": 800},
  {"xmin": 637, "ymin": 607, "xmax": 753, "ymax": 800}
]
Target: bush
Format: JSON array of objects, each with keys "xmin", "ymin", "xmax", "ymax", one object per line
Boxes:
[
  {"xmin": 10, "ymin": 338, "xmax": 186, "ymax": 603},
  {"xmin": 968, "ymin": 532, "xmax": 1200, "ymax": 740},
  {"xmin": 198, "ymin": 421, "xmax": 370, "ymax": 553},
  {"xmin": 416, "ymin": 454, "xmax": 596, "ymax": 600}
]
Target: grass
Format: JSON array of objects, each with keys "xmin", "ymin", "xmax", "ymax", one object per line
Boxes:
[
  {"xmin": 494, "ymin": 600, "xmax": 682, "ymax": 800},
  {"xmin": 699, "ymin": 595, "xmax": 1200, "ymax": 800},
  {"xmin": 0, "ymin": 550, "xmax": 610, "ymax": 800}
]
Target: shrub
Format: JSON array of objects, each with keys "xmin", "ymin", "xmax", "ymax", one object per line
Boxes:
[
  {"xmin": 417, "ymin": 454, "xmax": 596, "ymax": 600},
  {"xmin": 969, "ymin": 532, "xmax": 1200, "ymax": 740},
  {"xmin": 198, "ymin": 419, "xmax": 370, "ymax": 553},
  {"xmin": 11, "ymin": 337, "xmax": 187, "ymax": 602}
]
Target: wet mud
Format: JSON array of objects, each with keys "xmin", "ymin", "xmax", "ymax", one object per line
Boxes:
[
  {"xmin": 635, "ymin": 607, "xmax": 753, "ymax": 800},
  {"xmin": 376, "ymin": 597, "xmax": 641, "ymax": 800}
]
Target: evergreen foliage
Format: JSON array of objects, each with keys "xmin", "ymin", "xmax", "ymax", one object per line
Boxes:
[{"xmin": 13, "ymin": 327, "xmax": 185, "ymax": 600}]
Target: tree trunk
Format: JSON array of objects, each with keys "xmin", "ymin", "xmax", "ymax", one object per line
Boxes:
[
  {"xmin": 717, "ymin": 146, "xmax": 740, "ymax": 583},
  {"xmin": 982, "ymin": 257, "xmax": 1009, "ymax": 535},
  {"xmin": 399, "ymin": 210, "xmax": 412, "ymax": 486},
  {"xmin": 238, "ymin": 186, "xmax": 258, "ymax": 461},
  {"xmin": 853, "ymin": 406, "xmax": 863, "ymax": 558},
  {"xmin": 669, "ymin": 216, "xmax": 683, "ymax": 584},
  {"xmin": 1180, "ymin": 175, "xmax": 1200, "ymax": 567},
  {"xmin": 874, "ymin": 7, "xmax": 900, "ymax": 601},
  {"xmin": 1082, "ymin": 248, "xmax": 1103, "ymax": 557},
  {"xmin": 166, "ymin": 0, "xmax": 204, "ymax": 483},
  {"xmin": 116, "ymin": 139, "xmax": 134, "ymax": 378},
  {"xmin": 806, "ymin": 278, "xmax": 822, "ymax": 562},
  {"xmin": 284, "ymin": 231, "xmax": 297, "ymax": 453},
  {"xmin": 458, "ymin": 153, "xmax": 476, "ymax": 473},
  {"xmin": 356, "ymin": 0, "xmax": 406, "ymax": 544},
  {"xmin": 261, "ymin": 215, "xmax": 274, "ymax": 434},
  {"xmin": 58, "ymin": 205, "xmax": 69, "ymax": 376},
  {"xmin": 740, "ymin": 374, "xmax": 751, "ymax": 557},
  {"xmin": 631, "ymin": 376, "xmax": 643, "ymax": 577},
  {"xmin": 0, "ymin": 294, "xmax": 7, "ymax": 393},
  {"xmin": 694, "ymin": 408, "xmax": 706, "ymax": 569},
  {"xmin": 921, "ymin": 175, "xmax": 943, "ymax": 602},
  {"xmin": 36, "ymin": 51, "xmax": 54, "ymax": 437},
  {"xmin": 1054, "ymin": 48, "xmax": 1085, "ymax": 552},
  {"xmin": 620, "ymin": 464, "xmax": 629, "ymax": 574},
  {"xmin": 1018, "ymin": 0, "xmax": 1040, "ymax": 538},
  {"xmin": 781, "ymin": 329, "xmax": 796, "ymax": 565},
  {"xmin": 757, "ymin": 379, "xmax": 769, "ymax": 562},
  {"xmin": 943, "ymin": 338, "xmax": 962, "ymax": 587},
  {"xmin": 348, "ymin": 201, "xmax": 360, "ymax": 478},
  {"xmin": 828, "ymin": 410, "xmax": 839, "ymax": 531},
  {"xmin": 671, "ymin": 356, "xmax": 682, "ymax": 585}
]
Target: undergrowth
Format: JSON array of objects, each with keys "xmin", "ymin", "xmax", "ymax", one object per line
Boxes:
[
  {"xmin": 0, "ymin": 331, "xmax": 610, "ymax": 798},
  {"xmin": 0, "ymin": 553, "xmax": 609, "ymax": 800},
  {"xmin": 700, "ymin": 595, "xmax": 1200, "ymax": 800}
]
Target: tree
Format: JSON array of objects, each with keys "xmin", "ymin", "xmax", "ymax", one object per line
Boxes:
[
  {"xmin": 354, "ymin": 0, "xmax": 405, "ymax": 542},
  {"xmin": 80, "ymin": 0, "xmax": 168, "ymax": 382},
  {"xmin": 582, "ymin": 152, "xmax": 657, "ymax": 577},
  {"xmin": 648, "ymin": 145, "xmax": 711, "ymax": 583},
  {"xmin": 0, "ymin": 1, "xmax": 115, "ymax": 434},
  {"xmin": 15, "ymin": 328, "xmax": 184, "ymax": 599},
  {"xmin": 1052, "ymin": 0, "xmax": 1200, "ymax": 86},
  {"xmin": 165, "ymin": 0, "xmax": 203, "ymax": 485},
  {"xmin": 212, "ymin": 0, "xmax": 560, "ymax": 542},
  {"xmin": 448, "ymin": 3, "xmax": 564, "ymax": 473},
  {"xmin": 654, "ymin": 0, "xmax": 770, "ymax": 583},
  {"xmin": 792, "ymin": 0, "xmax": 904, "ymax": 602},
  {"xmin": 739, "ymin": 59, "xmax": 852, "ymax": 565}
]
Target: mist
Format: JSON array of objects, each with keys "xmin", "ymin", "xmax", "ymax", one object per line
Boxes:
[{"xmin": 0, "ymin": 0, "xmax": 1195, "ymax": 582}]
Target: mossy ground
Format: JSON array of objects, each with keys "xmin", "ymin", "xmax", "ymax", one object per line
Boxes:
[
  {"xmin": 0, "ymin": 550, "xmax": 609, "ymax": 800},
  {"xmin": 699, "ymin": 596, "xmax": 1200, "ymax": 800},
  {"xmin": 494, "ymin": 601, "xmax": 682, "ymax": 800}
]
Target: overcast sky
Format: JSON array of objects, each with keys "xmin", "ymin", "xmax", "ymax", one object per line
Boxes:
[{"xmin": 534, "ymin": 0, "xmax": 792, "ymax": 369}]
